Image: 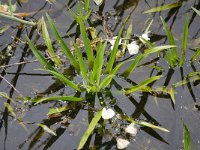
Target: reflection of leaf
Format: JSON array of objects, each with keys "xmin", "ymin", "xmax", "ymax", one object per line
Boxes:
[
  {"xmin": 37, "ymin": 124, "xmax": 57, "ymax": 136},
  {"xmin": 144, "ymin": 2, "xmax": 182, "ymax": 13},
  {"xmin": 78, "ymin": 109, "xmax": 103, "ymax": 150}
]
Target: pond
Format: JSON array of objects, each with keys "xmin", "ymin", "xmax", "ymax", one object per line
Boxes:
[{"xmin": 0, "ymin": 0, "xmax": 200, "ymax": 149}]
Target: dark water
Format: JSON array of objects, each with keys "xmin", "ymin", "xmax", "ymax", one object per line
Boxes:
[{"xmin": 0, "ymin": 0, "xmax": 200, "ymax": 149}]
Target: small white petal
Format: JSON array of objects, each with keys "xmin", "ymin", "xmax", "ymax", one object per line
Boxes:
[
  {"xmin": 125, "ymin": 123, "xmax": 137, "ymax": 136},
  {"xmin": 141, "ymin": 33, "xmax": 150, "ymax": 41},
  {"xmin": 111, "ymin": 45, "xmax": 114, "ymax": 50},
  {"xmin": 127, "ymin": 41, "xmax": 139, "ymax": 55},
  {"xmin": 109, "ymin": 36, "xmax": 122, "ymax": 46},
  {"xmin": 116, "ymin": 138, "xmax": 130, "ymax": 149},
  {"xmin": 102, "ymin": 108, "xmax": 115, "ymax": 120}
]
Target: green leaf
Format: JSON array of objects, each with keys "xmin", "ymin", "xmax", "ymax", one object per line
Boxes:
[
  {"xmin": 191, "ymin": 48, "xmax": 200, "ymax": 63},
  {"xmin": 93, "ymin": 0, "xmax": 103, "ymax": 5},
  {"xmin": 144, "ymin": 2, "xmax": 182, "ymax": 13},
  {"xmin": 121, "ymin": 53, "xmax": 144, "ymax": 78},
  {"xmin": 136, "ymin": 120, "xmax": 170, "ymax": 132},
  {"xmin": 144, "ymin": 45, "xmax": 176, "ymax": 56},
  {"xmin": 46, "ymin": 14, "xmax": 79, "ymax": 71},
  {"xmin": 79, "ymin": 19, "xmax": 94, "ymax": 70},
  {"xmin": 4, "ymin": 102, "xmax": 16, "ymax": 117},
  {"xmin": 78, "ymin": 109, "xmax": 102, "ymax": 150},
  {"xmin": 48, "ymin": 105, "xmax": 72, "ymax": 115},
  {"xmin": 122, "ymin": 23, "xmax": 132, "ymax": 53},
  {"xmin": 74, "ymin": 42, "xmax": 88, "ymax": 82},
  {"xmin": 105, "ymin": 17, "xmax": 129, "ymax": 74},
  {"xmin": 0, "ymin": 92, "xmax": 15, "ymax": 103},
  {"xmin": 41, "ymin": 17, "xmax": 62, "ymax": 66},
  {"xmin": 192, "ymin": 7, "xmax": 200, "ymax": 16},
  {"xmin": 45, "ymin": 69, "xmax": 81, "ymax": 92},
  {"xmin": 160, "ymin": 17, "xmax": 178, "ymax": 64},
  {"xmin": 183, "ymin": 123, "xmax": 191, "ymax": 150},
  {"xmin": 124, "ymin": 116, "xmax": 170, "ymax": 132},
  {"xmin": 34, "ymin": 96, "xmax": 84, "ymax": 105},
  {"xmin": 90, "ymin": 42, "xmax": 106, "ymax": 85},
  {"xmin": 84, "ymin": 0, "xmax": 90, "ymax": 11},
  {"xmin": 179, "ymin": 15, "xmax": 188, "ymax": 67},
  {"xmin": 26, "ymin": 36, "xmax": 57, "ymax": 72},
  {"xmin": 37, "ymin": 124, "xmax": 57, "ymax": 136},
  {"xmin": 98, "ymin": 74, "xmax": 114, "ymax": 91},
  {"xmin": 125, "ymin": 75, "xmax": 162, "ymax": 95},
  {"xmin": 99, "ymin": 59, "xmax": 132, "ymax": 90}
]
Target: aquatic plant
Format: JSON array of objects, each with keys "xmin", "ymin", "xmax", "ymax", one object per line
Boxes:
[{"xmin": 25, "ymin": 2, "xmax": 177, "ymax": 148}]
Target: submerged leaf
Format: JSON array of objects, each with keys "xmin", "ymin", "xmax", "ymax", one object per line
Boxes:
[{"xmin": 144, "ymin": 2, "xmax": 182, "ymax": 13}]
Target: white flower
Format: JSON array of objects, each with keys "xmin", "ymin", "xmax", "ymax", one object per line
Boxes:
[
  {"xmin": 116, "ymin": 138, "xmax": 130, "ymax": 149},
  {"xmin": 125, "ymin": 123, "xmax": 137, "ymax": 136},
  {"xmin": 127, "ymin": 41, "xmax": 139, "ymax": 55},
  {"xmin": 141, "ymin": 32, "xmax": 150, "ymax": 41},
  {"xmin": 109, "ymin": 36, "xmax": 122, "ymax": 50},
  {"xmin": 102, "ymin": 108, "xmax": 115, "ymax": 120}
]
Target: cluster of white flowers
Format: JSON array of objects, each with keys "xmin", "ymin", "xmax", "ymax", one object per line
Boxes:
[
  {"xmin": 109, "ymin": 32, "xmax": 150, "ymax": 56},
  {"xmin": 101, "ymin": 108, "xmax": 138, "ymax": 149},
  {"xmin": 116, "ymin": 138, "xmax": 130, "ymax": 149},
  {"xmin": 125, "ymin": 123, "xmax": 138, "ymax": 136},
  {"xmin": 102, "ymin": 108, "xmax": 115, "ymax": 120}
]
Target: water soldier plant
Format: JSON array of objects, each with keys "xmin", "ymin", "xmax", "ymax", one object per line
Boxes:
[{"xmin": 25, "ymin": 2, "xmax": 179, "ymax": 149}]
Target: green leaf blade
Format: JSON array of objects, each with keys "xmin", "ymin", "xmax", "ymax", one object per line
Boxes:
[
  {"xmin": 46, "ymin": 14, "xmax": 79, "ymax": 71},
  {"xmin": 125, "ymin": 75, "xmax": 162, "ymax": 95},
  {"xmin": 41, "ymin": 17, "xmax": 62, "ymax": 66},
  {"xmin": 78, "ymin": 109, "xmax": 103, "ymax": 150},
  {"xmin": 179, "ymin": 16, "xmax": 189, "ymax": 67},
  {"xmin": 26, "ymin": 36, "xmax": 57, "ymax": 72},
  {"xmin": 144, "ymin": 2, "xmax": 182, "ymax": 13},
  {"xmin": 34, "ymin": 96, "xmax": 84, "ymax": 105}
]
